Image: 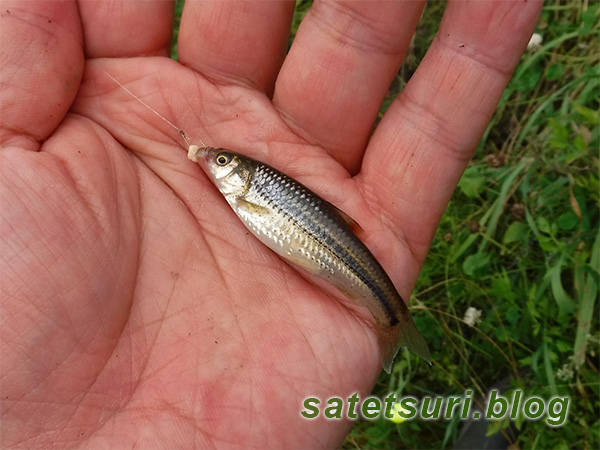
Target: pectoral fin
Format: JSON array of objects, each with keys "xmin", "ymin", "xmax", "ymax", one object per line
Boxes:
[{"xmin": 236, "ymin": 199, "xmax": 272, "ymax": 215}]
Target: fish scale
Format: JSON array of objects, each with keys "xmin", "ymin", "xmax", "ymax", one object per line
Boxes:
[
  {"xmin": 246, "ymin": 163, "xmax": 398, "ymax": 320},
  {"xmin": 248, "ymin": 166, "xmax": 359, "ymax": 276},
  {"xmin": 195, "ymin": 147, "xmax": 431, "ymax": 373}
]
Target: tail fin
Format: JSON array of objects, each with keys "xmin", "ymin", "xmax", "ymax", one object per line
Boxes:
[{"xmin": 377, "ymin": 316, "xmax": 431, "ymax": 373}]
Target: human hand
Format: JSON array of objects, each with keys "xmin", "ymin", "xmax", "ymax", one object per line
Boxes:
[{"xmin": 1, "ymin": 0, "xmax": 542, "ymax": 447}]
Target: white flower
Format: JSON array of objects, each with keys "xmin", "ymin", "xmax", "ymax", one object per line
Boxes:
[
  {"xmin": 556, "ymin": 363, "xmax": 574, "ymax": 381},
  {"xmin": 527, "ymin": 33, "xmax": 543, "ymax": 51},
  {"xmin": 463, "ymin": 307, "xmax": 482, "ymax": 327}
]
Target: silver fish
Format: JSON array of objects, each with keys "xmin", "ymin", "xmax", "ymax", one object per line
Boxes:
[{"xmin": 189, "ymin": 145, "xmax": 431, "ymax": 372}]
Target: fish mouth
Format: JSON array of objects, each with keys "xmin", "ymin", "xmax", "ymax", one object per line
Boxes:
[
  {"xmin": 202, "ymin": 148, "xmax": 211, "ymax": 163},
  {"xmin": 187, "ymin": 144, "xmax": 207, "ymax": 163},
  {"xmin": 187, "ymin": 145, "xmax": 217, "ymax": 183}
]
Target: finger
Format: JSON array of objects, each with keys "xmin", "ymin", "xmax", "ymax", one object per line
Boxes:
[
  {"xmin": 358, "ymin": 0, "xmax": 543, "ymax": 262},
  {"xmin": 273, "ymin": 0, "xmax": 425, "ymax": 172},
  {"xmin": 0, "ymin": 0, "xmax": 83, "ymax": 151},
  {"xmin": 78, "ymin": 0, "xmax": 174, "ymax": 58},
  {"xmin": 178, "ymin": 0, "xmax": 295, "ymax": 96}
]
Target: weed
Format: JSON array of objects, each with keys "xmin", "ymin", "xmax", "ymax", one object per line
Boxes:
[{"xmin": 340, "ymin": 0, "xmax": 599, "ymax": 448}]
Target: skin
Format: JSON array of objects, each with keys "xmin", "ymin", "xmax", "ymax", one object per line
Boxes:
[{"xmin": 1, "ymin": 0, "xmax": 542, "ymax": 448}]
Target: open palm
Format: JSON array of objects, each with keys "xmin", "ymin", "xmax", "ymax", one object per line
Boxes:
[{"xmin": 1, "ymin": 0, "xmax": 541, "ymax": 448}]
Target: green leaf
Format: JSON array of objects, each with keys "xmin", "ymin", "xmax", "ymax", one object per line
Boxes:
[
  {"xmin": 537, "ymin": 235, "xmax": 558, "ymax": 252},
  {"xmin": 557, "ymin": 211, "xmax": 579, "ymax": 230},
  {"xmin": 527, "ymin": 284, "xmax": 542, "ymax": 319},
  {"xmin": 479, "ymin": 159, "xmax": 530, "ymax": 252},
  {"xmin": 556, "ymin": 340, "xmax": 572, "ymax": 352},
  {"xmin": 581, "ymin": 7, "xmax": 598, "ymax": 34},
  {"xmin": 503, "ymin": 221, "xmax": 529, "ymax": 244},
  {"xmin": 574, "ymin": 105, "xmax": 600, "ymax": 125},
  {"xmin": 519, "ymin": 356, "xmax": 532, "ymax": 366},
  {"xmin": 548, "ymin": 254, "xmax": 577, "ymax": 314},
  {"xmin": 491, "ymin": 270, "xmax": 517, "ymax": 303},
  {"xmin": 463, "ymin": 252, "xmax": 490, "ymax": 276},
  {"xmin": 537, "ymin": 216, "xmax": 551, "ymax": 234},
  {"xmin": 506, "ymin": 305, "xmax": 520, "ymax": 326},
  {"xmin": 548, "ymin": 119, "xmax": 570, "ymax": 149},
  {"xmin": 495, "ymin": 326, "xmax": 508, "ymax": 343},
  {"xmin": 573, "ymin": 232, "xmax": 600, "ymax": 367},
  {"xmin": 554, "ymin": 441, "xmax": 572, "ymax": 450},
  {"xmin": 546, "ymin": 63, "xmax": 565, "ymax": 80},
  {"xmin": 458, "ymin": 166, "xmax": 486, "ymax": 199},
  {"xmin": 514, "ymin": 61, "xmax": 543, "ymax": 92},
  {"xmin": 485, "ymin": 417, "xmax": 509, "ymax": 437},
  {"xmin": 543, "ymin": 339, "xmax": 558, "ymax": 397}
]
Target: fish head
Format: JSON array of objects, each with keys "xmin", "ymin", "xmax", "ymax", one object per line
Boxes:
[{"xmin": 201, "ymin": 147, "xmax": 252, "ymax": 197}]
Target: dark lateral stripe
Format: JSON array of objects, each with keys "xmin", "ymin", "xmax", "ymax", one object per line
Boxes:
[
  {"xmin": 254, "ymin": 163, "xmax": 400, "ymax": 327},
  {"xmin": 288, "ymin": 204, "xmax": 400, "ymax": 327}
]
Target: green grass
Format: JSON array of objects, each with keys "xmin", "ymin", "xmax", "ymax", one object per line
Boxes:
[
  {"xmin": 171, "ymin": 1, "xmax": 599, "ymax": 448},
  {"xmin": 343, "ymin": 1, "xmax": 599, "ymax": 448},
  {"xmin": 171, "ymin": 0, "xmax": 185, "ymax": 60}
]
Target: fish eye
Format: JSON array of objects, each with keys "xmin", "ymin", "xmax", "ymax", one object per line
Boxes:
[{"xmin": 215, "ymin": 152, "xmax": 233, "ymax": 166}]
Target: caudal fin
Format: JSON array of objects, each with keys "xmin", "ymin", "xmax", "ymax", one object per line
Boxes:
[{"xmin": 377, "ymin": 316, "xmax": 431, "ymax": 373}]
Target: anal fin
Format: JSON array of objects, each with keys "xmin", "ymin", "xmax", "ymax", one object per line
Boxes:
[{"xmin": 326, "ymin": 201, "xmax": 364, "ymax": 237}]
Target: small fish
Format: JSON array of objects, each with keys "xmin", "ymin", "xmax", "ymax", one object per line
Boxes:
[
  {"xmin": 189, "ymin": 146, "xmax": 431, "ymax": 373},
  {"xmin": 97, "ymin": 70, "xmax": 430, "ymax": 371}
]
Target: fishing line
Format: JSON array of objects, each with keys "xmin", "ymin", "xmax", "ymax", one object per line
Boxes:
[{"xmin": 100, "ymin": 68, "xmax": 207, "ymax": 151}]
